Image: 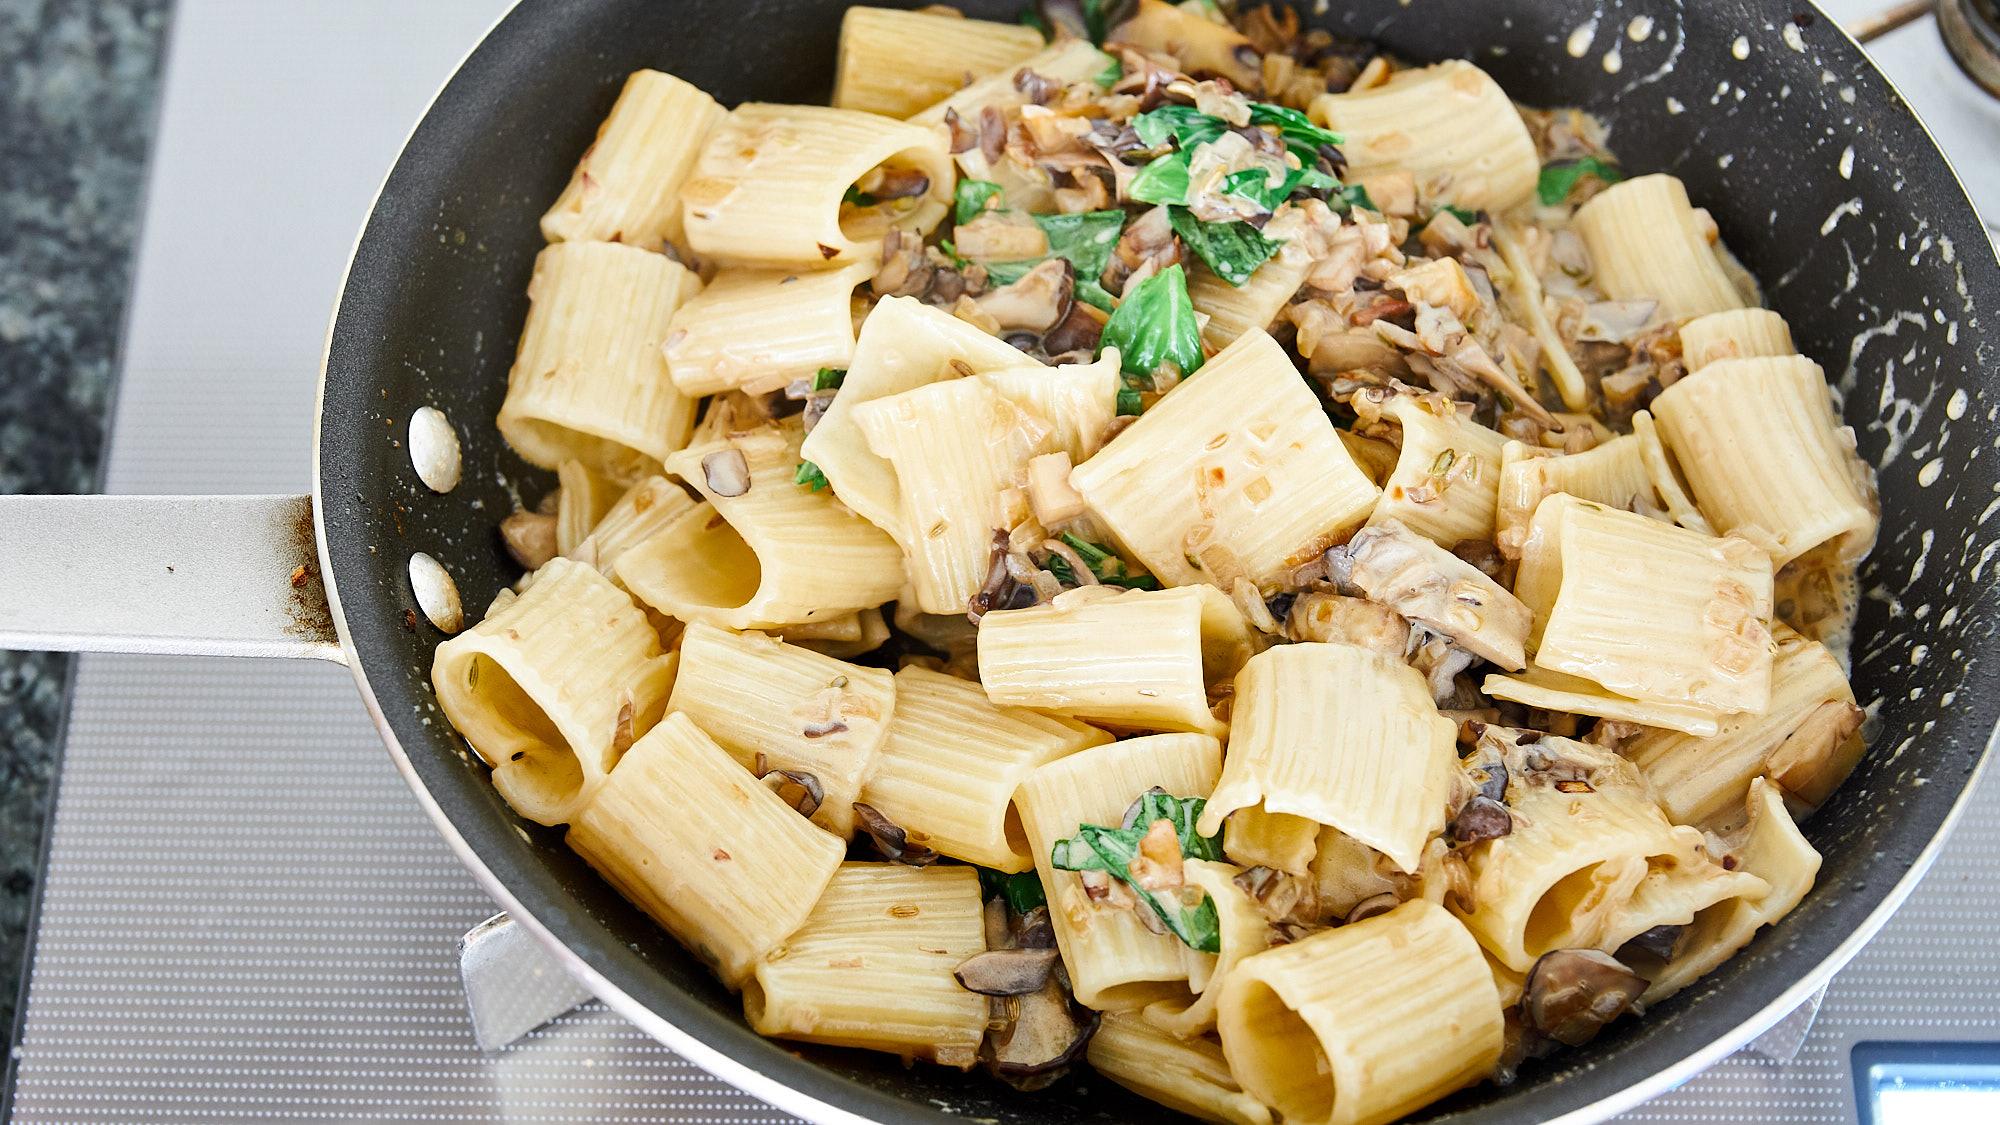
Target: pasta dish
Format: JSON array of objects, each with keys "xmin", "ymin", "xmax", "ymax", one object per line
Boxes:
[{"xmin": 426, "ymin": 4, "xmax": 1878, "ymax": 1123}]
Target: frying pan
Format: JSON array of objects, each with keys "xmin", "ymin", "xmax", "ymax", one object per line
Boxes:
[{"xmin": 2, "ymin": 1, "xmax": 1996, "ymax": 1122}]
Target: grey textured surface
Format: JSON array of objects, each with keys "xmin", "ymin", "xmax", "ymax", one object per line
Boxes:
[
  {"xmin": 8, "ymin": 0, "xmax": 2000, "ymax": 1122},
  {"xmin": 0, "ymin": 0, "xmax": 171, "ymax": 1057}
]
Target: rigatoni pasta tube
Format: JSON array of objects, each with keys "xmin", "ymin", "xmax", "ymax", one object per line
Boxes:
[
  {"xmin": 978, "ymin": 585, "xmax": 1254, "ymax": 738},
  {"xmin": 1069, "ymin": 329, "xmax": 1380, "ymax": 589},
  {"xmin": 1638, "ymin": 778, "xmax": 1821, "ymax": 1004},
  {"xmin": 568, "ymin": 712, "xmax": 845, "ymax": 988},
  {"xmin": 554, "ymin": 460, "xmax": 622, "ymax": 557},
  {"xmin": 801, "ymin": 296, "xmax": 1043, "ymax": 534},
  {"xmin": 667, "ymin": 622, "xmax": 896, "ymax": 839},
  {"xmin": 497, "ymin": 241, "xmax": 702, "ymax": 481},
  {"xmin": 1518, "ymin": 494, "xmax": 1775, "ymax": 716},
  {"xmin": 568, "ymin": 475, "xmax": 699, "ymax": 582},
  {"xmin": 1200, "ymin": 644, "xmax": 1455, "ymax": 874},
  {"xmin": 1625, "ymin": 627, "xmax": 1860, "ymax": 825},
  {"xmin": 861, "ymin": 666, "xmax": 1109, "ymax": 872},
  {"xmin": 1087, "ymin": 1012, "xmax": 1272, "ymax": 1125},
  {"xmin": 833, "ymin": 7, "xmax": 1044, "ymax": 119},
  {"xmin": 1215, "ymin": 901, "xmax": 1503, "ymax": 1125},
  {"xmin": 1366, "ymin": 397, "xmax": 1509, "ymax": 548},
  {"xmin": 539, "ymin": 70, "xmax": 725, "ymax": 250},
  {"xmin": 1144, "ymin": 859, "xmax": 1274, "ymax": 1038},
  {"xmin": 1189, "ymin": 255, "xmax": 1311, "ymax": 349},
  {"xmin": 1572, "ymin": 174, "xmax": 1746, "ymax": 320},
  {"xmin": 854, "ymin": 362, "xmax": 1117, "ymax": 614},
  {"xmin": 1680, "ymin": 308, "xmax": 1795, "ymax": 372},
  {"xmin": 663, "ymin": 263, "xmax": 876, "ymax": 397},
  {"xmin": 1015, "ymin": 732, "xmax": 1223, "ymax": 1009},
  {"xmin": 1307, "ymin": 61, "xmax": 1538, "ymax": 213},
  {"xmin": 1650, "ymin": 355, "xmax": 1877, "ymax": 567},
  {"xmin": 618, "ymin": 422, "xmax": 905, "ymax": 631},
  {"xmin": 745, "ymin": 863, "xmax": 988, "ymax": 1067},
  {"xmin": 1452, "ymin": 738, "xmax": 1697, "ymax": 971},
  {"xmin": 681, "ymin": 103, "xmax": 953, "ymax": 268},
  {"xmin": 1481, "ymin": 664, "xmax": 1723, "ymax": 738},
  {"xmin": 431, "ymin": 558, "xmax": 674, "ymax": 825},
  {"xmin": 1494, "ymin": 436, "xmax": 1652, "ymax": 560}
]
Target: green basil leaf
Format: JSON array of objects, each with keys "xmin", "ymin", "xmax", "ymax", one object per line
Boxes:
[
  {"xmin": 1131, "ymin": 105, "xmax": 1227, "ymax": 148},
  {"xmin": 976, "ymin": 867, "xmax": 1048, "ymax": 913},
  {"xmin": 1168, "ymin": 205, "xmax": 1282, "ymax": 288},
  {"xmin": 1034, "ymin": 210, "xmax": 1126, "ymax": 281},
  {"xmin": 983, "ymin": 258, "xmax": 1037, "ymax": 288},
  {"xmin": 954, "ymin": 179, "xmax": 1004, "ymax": 225},
  {"xmin": 842, "ymin": 184, "xmax": 878, "ymax": 208},
  {"xmin": 1100, "ymin": 263, "xmax": 1203, "ymax": 381},
  {"xmin": 1048, "ymin": 791, "xmax": 1225, "ymax": 952},
  {"xmin": 1096, "ymin": 56, "xmax": 1123, "ymax": 88},
  {"xmin": 793, "ymin": 460, "xmax": 830, "ymax": 492},
  {"xmin": 1331, "ymin": 182, "xmax": 1376, "ymax": 215},
  {"xmin": 1055, "ymin": 533, "xmax": 1160, "ymax": 590},
  {"xmin": 937, "ymin": 239, "xmax": 969, "ymax": 269},
  {"xmin": 1116, "ymin": 383, "xmax": 1144, "ymax": 416},
  {"xmin": 1246, "ymin": 102, "xmax": 1344, "ymax": 162},
  {"xmin": 1441, "ymin": 204, "xmax": 1480, "ymax": 225},
  {"xmin": 813, "ymin": 367, "xmax": 846, "ymax": 392},
  {"xmin": 1127, "ymin": 150, "xmax": 1193, "ymax": 206},
  {"xmin": 1537, "ymin": 155, "xmax": 1623, "ymax": 206},
  {"xmin": 1075, "ymin": 278, "xmax": 1116, "ymax": 313}
]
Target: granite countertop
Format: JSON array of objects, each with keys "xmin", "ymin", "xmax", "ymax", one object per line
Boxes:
[{"xmin": 0, "ymin": 0, "xmax": 171, "ymax": 1057}]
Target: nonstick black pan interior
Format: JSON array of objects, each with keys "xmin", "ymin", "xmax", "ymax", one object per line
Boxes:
[{"xmin": 318, "ymin": 2, "xmax": 2000, "ymax": 1122}]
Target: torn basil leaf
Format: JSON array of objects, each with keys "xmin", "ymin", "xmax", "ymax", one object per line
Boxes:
[
  {"xmin": 1330, "ymin": 182, "xmax": 1377, "ymax": 216},
  {"xmin": 983, "ymin": 210, "xmax": 1126, "ymax": 310},
  {"xmin": 977, "ymin": 866, "xmax": 1049, "ymax": 914},
  {"xmin": 813, "ymin": 367, "xmax": 846, "ymax": 392},
  {"xmin": 1537, "ymin": 155, "xmax": 1623, "ymax": 206},
  {"xmin": 1128, "ymin": 149, "xmax": 1193, "ymax": 206},
  {"xmin": 1131, "ymin": 105, "xmax": 1228, "ymax": 150},
  {"xmin": 1246, "ymin": 102, "xmax": 1344, "ymax": 163},
  {"xmin": 842, "ymin": 184, "xmax": 878, "ymax": 208},
  {"xmin": 1100, "ymin": 263, "xmax": 1203, "ymax": 384},
  {"xmin": 955, "ymin": 179, "xmax": 1004, "ymax": 225},
  {"xmin": 1116, "ymin": 382, "xmax": 1144, "ymax": 416},
  {"xmin": 1439, "ymin": 204, "xmax": 1480, "ymax": 225},
  {"xmin": 1049, "ymin": 790, "xmax": 1224, "ymax": 952},
  {"xmin": 794, "ymin": 460, "xmax": 831, "ymax": 492},
  {"xmin": 1095, "ymin": 56, "xmax": 1123, "ymax": 89},
  {"xmin": 1168, "ymin": 205, "xmax": 1281, "ymax": 288},
  {"xmin": 1057, "ymin": 533, "xmax": 1159, "ymax": 590}
]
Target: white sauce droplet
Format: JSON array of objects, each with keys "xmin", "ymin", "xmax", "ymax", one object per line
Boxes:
[
  {"xmin": 1732, "ymin": 35, "xmax": 1750, "ymax": 60},
  {"xmin": 1838, "ymin": 146, "xmax": 1855, "ymax": 179},
  {"xmin": 408, "ymin": 406, "xmax": 462, "ymax": 493},
  {"xmin": 1568, "ymin": 18, "xmax": 1599, "ymax": 58},
  {"xmin": 409, "ymin": 552, "xmax": 465, "ymax": 634},
  {"xmin": 1666, "ymin": 96, "xmax": 1685, "ymax": 114},
  {"xmin": 1628, "ymin": 15, "xmax": 1654, "ymax": 41},
  {"xmin": 1839, "ymin": 85, "xmax": 1856, "ymax": 104},
  {"xmin": 1820, "ymin": 197, "xmax": 1863, "ymax": 235},
  {"xmin": 1917, "ymin": 458, "xmax": 1944, "ymax": 487},
  {"xmin": 1603, "ymin": 45, "xmax": 1623, "ymax": 73},
  {"xmin": 1783, "ymin": 22, "xmax": 1807, "ymax": 52},
  {"xmin": 1948, "ymin": 388, "xmax": 1970, "ymax": 420},
  {"xmin": 1718, "ymin": 153, "xmax": 1734, "ymax": 169}
]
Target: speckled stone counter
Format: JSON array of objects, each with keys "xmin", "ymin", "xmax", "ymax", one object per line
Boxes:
[{"xmin": 0, "ymin": 0, "xmax": 172, "ymax": 1058}]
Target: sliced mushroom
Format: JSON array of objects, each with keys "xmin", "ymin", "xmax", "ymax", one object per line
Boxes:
[
  {"xmin": 861, "ymin": 165, "xmax": 932, "ymax": 201},
  {"xmin": 759, "ymin": 769, "xmax": 824, "ymax": 819},
  {"xmin": 1345, "ymin": 519, "xmax": 1533, "ymax": 671},
  {"xmin": 700, "ymin": 448, "xmax": 751, "ymax": 497},
  {"xmin": 985, "ymin": 973, "xmax": 1101, "ymax": 1092},
  {"xmin": 1521, "ymin": 948, "xmax": 1648, "ymax": 1047},
  {"xmin": 1449, "ymin": 795, "xmax": 1513, "ymax": 844},
  {"xmin": 942, "ymin": 107, "xmax": 979, "ymax": 155},
  {"xmin": 1284, "ymin": 592, "xmax": 1410, "ymax": 658},
  {"xmin": 976, "ymin": 258, "xmax": 1074, "ymax": 334},
  {"xmin": 1617, "ymin": 923, "xmax": 1683, "ymax": 964},
  {"xmin": 499, "ymin": 511, "xmax": 559, "ymax": 570},
  {"xmin": 1343, "ymin": 892, "xmax": 1399, "ymax": 925},
  {"xmin": 1108, "ymin": 0, "xmax": 1261, "ymax": 90},
  {"xmin": 955, "ymin": 948, "xmax": 1061, "ymax": 996},
  {"xmin": 852, "ymin": 801, "xmax": 940, "ymax": 866},
  {"xmin": 1469, "ymin": 760, "xmax": 1509, "ymax": 803},
  {"xmin": 1763, "ymin": 698, "xmax": 1867, "ymax": 809},
  {"xmin": 1015, "ymin": 905, "xmax": 1057, "ymax": 950},
  {"xmin": 1041, "ymin": 298, "xmax": 1106, "ymax": 355}
]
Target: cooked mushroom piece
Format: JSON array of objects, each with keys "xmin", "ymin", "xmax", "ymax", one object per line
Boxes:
[
  {"xmin": 985, "ymin": 974, "xmax": 1101, "ymax": 1091},
  {"xmin": 1449, "ymin": 795, "xmax": 1512, "ymax": 844},
  {"xmin": 499, "ymin": 511, "xmax": 559, "ymax": 570},
  {"xmin": 1521, "ymin": 948, "xmax": 1648, "ymax": 1047},
  {"xmin": 852, "ymin": 801, "xmax": 940, "ymax": 865},
  {"xmin": 758, "ymin": 768, "xmax": 823, "ymax": 819},
  {"xmin": 1763, "ymin": 698, "xmax": 1867, "ymax": 809},
  {"xmin": 1343, "ymin": 891, "xmax": 1399, "ymax": 925},
  {"xmin": 1617, "ymin": 923, "xmax": 1683, "ymax": 964},
  {"xmin": 700, "ymin": 447, "xmax": 751, "ymax": 497},
  {"xmin": 976, "ymin": 258, "xmax": 1074, "ymax": 334},
  {"xmin": 955, "ymin": 948, "xmax": 1061, "ymax": 996},
  {"xmin": 1015, "ymin": 905, "xmax": 1057, "ymax": 950},
  {"xmin": 1344, "ymin": 519, "xmax": 1533, "ymax": 671}
]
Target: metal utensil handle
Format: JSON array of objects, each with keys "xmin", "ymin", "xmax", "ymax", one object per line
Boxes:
[{"xmin": 0, "ymin": 493, "xmax": 343, "ymax": 663}]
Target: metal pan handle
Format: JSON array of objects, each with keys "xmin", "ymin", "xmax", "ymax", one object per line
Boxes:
[{"xmin": 0, "ymin": 494, "xmax": 343, "ymax": 663}]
